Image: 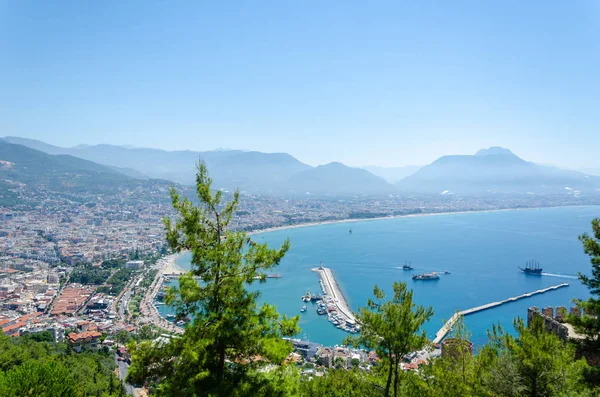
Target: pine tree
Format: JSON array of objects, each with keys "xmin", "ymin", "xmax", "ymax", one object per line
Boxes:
[
  {"xmin": 127, "ymin": 162, "xmax": 299, "ymax": 396},
  {"xmin": 344, "ymin": 282, "xmax": 433, "ymax": 397},
  {"xmin": 572, "ymin": 218, "xmax": 600, "ymax": 347}
]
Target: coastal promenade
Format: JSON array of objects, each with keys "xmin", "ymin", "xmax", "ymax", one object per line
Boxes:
[
  {"xmin": 432, "ymin": 283, "xmax": 569, "ymax": 344},
  {"xmin": 140, "ymin": 255, "xmax": 184, "ymax": 334},
  {"xmin": 312, "ymin": 266, "xmax": 356, "ymax": 324}
]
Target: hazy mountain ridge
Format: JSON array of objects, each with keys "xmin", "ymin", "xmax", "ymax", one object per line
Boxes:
[
  {"xmin": 397, "ymin": 147, "xmax": 600, "ymax": 194},
  {"xmin": 3, "ymin": 137, "xmax": 313, "ymax": 192},
  {"xmin": 4, "ymin": 138, "xmax": 599, "ymax": 197},
  {"xmin": 282, "ymin": 162, "xmax": 394, "ymax": 196},
  {"xmin": 4, "ymin": 137, "xmax": 393, "ymax": 196}
]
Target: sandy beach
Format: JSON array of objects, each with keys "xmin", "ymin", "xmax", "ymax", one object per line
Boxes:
[
  {"xmin": 245, "ymin": 206, "xmax": 554, "ymax": 237},
  {"xmin": 158, "ymin": 253, "xmax": 186, "ymax": 275}
]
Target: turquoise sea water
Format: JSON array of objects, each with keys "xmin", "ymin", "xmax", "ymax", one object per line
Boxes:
[{"xmin": 160, "ymin": 206, "xmax": 599, "ymax": 347}]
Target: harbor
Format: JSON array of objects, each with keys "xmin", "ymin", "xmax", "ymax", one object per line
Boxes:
[
  {"xmin": 311, "ymin": 264, "xmax": 359, "ymax": 333},
  {"xmin": 432, "ymin": 282, "xmax": 569, "ymax": 344}
]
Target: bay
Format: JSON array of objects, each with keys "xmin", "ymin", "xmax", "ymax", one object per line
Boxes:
[{"xmin": 160, "ymin": 206, "xmax": 599, "ymax": 347}]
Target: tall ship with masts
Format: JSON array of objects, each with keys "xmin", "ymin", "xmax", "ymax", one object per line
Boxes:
[{"xmin": 519, "ymin": 260, "xmax": 543, "ymax": 275}]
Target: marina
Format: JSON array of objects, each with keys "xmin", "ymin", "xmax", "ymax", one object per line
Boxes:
[
  {"xmin": 311, "ymin": 264, "xmax": 359, "ymax": 333},
  {"xmin": 432, "ymin": 283, "xmax": 569, "ymax": 344}
]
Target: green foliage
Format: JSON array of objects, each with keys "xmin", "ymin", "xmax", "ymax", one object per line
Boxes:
[
  {"xmin": 115, "ymin": 330, "xmax": 132, "ymax": 345},
  {"xmin": 299, "ymin": 368, "xmax": 383, "ymax": 397},
  {"xmin": 127, "ymin": 162, "xmax": 300, "ymax": 396},
  {"xmin": 101, "ymin": 259, "xmax": 125, "ymax": 269},
  {"xmin": 0, "ymin": 333, "xmax": 121, "ymax": 396},
  {"xmin": 0, "ymin": 360, "xmax": 77, "ymax": 397},
  {"xmin": 344, "ymin": 282, "xmax": 433, "ymax": 397},
  {"xmin": 137, "ymin": 325, "xmax": 156, "ymax": 341},
  {"xmin": 571, "ymin": 218, "xmax": 600, "ymax": 348},
  {"xmin": 415, "ymin": 316, "xmax": 590, "ymax": 397},
  {"xmin": 97, "ymin": 268, "xmax": 133, "ymax": 295},
  {"xmin": 70, "ymin": 264, "xmax": 110, "ymax": 285},
  {"xmin": 22, "ymin": 330, "xmax": 55, "ymax": 343}
]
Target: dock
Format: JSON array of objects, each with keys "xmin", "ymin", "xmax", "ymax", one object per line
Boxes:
[
  {"xmin": 311, "ymin": 266, "xmax": 357, "ymax": 327},
  {"xmin": 432, "ymin": 283, "xmax": 569, "ymax": 344}
]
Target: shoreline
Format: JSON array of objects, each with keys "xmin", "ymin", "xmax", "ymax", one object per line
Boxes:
[
  {"xmin": 167, "ymin": 205, "xmax": 594, "ymax": 273},
  {"xmin": 246, "ymin": 205, "xmax": 580, "ymax": 237}
]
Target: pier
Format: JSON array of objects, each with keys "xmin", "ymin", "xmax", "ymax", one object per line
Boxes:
[
  {"xmin": 432, "ymin": 283, "xmax": 569, "ymax": 344},
  {"xmin": 311, "ymin": 266, "xmax": 357, "ymax": 326}
]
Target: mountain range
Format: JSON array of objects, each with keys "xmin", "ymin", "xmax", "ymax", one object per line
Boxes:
[
  {"xmin": 2, "ymin": 137, "xmax": 600, "ymax": 197},
  {"xmin": 0, "ymin": 139, "xmax": 150, "ymax": 197},
  {"xmin": 397, "ymin": 147, "xmax": 600, "ymax": 194}
]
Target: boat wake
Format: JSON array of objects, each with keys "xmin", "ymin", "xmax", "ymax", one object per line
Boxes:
[{"xmin": 541, "ymin": 273, "xmax": 578, "ymax": 280}]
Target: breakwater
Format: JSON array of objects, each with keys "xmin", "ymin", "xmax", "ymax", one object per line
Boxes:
[
  {"xmin": 432, "ymin": 283, "xmax": 569, "ymax": 344},
  {"xmin": 311, "ymin": 266, "xmax": 358, "ymax": 332}
]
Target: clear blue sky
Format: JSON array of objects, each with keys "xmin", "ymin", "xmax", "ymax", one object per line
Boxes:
[{"xmin": 1, "ymin": 1, "xmax": 599, "ymax": 168}]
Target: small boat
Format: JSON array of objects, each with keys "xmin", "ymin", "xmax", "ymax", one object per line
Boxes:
[
  {"xmin": 402, "ymin": 261, "xmax": 414, "ymax": 270},
  {"xmin": 443, "ymin": 270, "xmax": 451, "ymax": 275},
  {"xmin": 349, "ymin": 229, "xmax": 352, "ymax": 234},
  {"xmin": 300, "ymin": 305, "xmax": 307, "ymax": 313},
  {"xmin": 166, "ymin": 314, "xmax": 175, "ymax": 319},
  {"xmin": 302, "ymin": 291, "xmax": 312, "ymax": 302}
]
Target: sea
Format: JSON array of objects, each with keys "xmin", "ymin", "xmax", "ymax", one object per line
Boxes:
[{"xmin": 157, "ymin": 205, "xmax": 599, "ymax": 347}]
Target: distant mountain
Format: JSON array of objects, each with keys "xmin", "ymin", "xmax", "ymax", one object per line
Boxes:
[
  {"xmin": 397, "ymin": 147, "xmax": 600, "ymax": 194},
  {"xmin": 3, "ymin": 137, "xmax": 311, "ymax": 192},
  {"xmin": 578, "ymin": 168, "xmax": 600, "ymax": 177},
  {"xmin": 282, "ymin": 162, "xmax": 394, "ymax": 196},
  {"xmin": 362, "ymin": 165, "xmax": 421, "ymax": 183},
  {"xmin": 0, "ymin": 139, "xmax": 135, "ymax": 193}
]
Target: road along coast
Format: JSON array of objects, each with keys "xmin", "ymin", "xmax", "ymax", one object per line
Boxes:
[{"xmin": 140, "ymin": 255, "xmax": 184, "ymax": 334}]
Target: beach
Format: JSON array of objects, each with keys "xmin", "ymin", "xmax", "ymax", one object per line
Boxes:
[
  {"xmin": 245, "ymin": 206, "xmax": 558, "ymax": 237},
  {"xmin": 159, "ymin": 253, "xmax": 186, "ymax": 275}
]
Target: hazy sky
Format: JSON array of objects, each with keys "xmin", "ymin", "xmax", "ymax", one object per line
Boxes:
[{"xmin": 1, "ymin": 1, "xmax": 599, "ymax": 168}]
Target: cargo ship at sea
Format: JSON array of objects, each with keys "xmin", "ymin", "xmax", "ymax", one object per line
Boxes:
[
  {"xmin": 519, "ymin": 260, "xmax": 543, "ymax": 275},
  {"xmin": 412, "ymin": 272, "xmax": 440, "ymax": 280}
]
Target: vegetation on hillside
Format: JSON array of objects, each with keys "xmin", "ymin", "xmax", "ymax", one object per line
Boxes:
[{"xmin": 0, "ymin": 332, "xmax": 125, "ymax": 397}]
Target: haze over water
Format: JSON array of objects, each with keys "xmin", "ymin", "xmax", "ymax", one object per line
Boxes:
[{"xmin": 165, "ymin": 206, "xmax": 599, "ymax": 347}]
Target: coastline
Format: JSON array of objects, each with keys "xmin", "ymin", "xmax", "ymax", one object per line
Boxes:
[
  {"xmin": 160, "ymin": 253, "xmax": 186, "ymax": 275},
  {"xmin": 245, "ymin": 205, "xmax": 572, "ymax": 237},
  {"xmin": 167, "ymin": 205, "xmax": 591, "ymax": 272}
]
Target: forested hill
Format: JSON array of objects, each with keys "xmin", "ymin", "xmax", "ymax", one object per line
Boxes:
[{"xmin": 0, "ymin": 139, "xmax": 170, "ymax": 195}]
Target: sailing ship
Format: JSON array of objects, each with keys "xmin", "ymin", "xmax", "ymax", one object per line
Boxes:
[
  {"xmin": 519, "ymin": 260, "xmax": 543, "ymax": 275},
  {"xmin": 402, "ymin": 261, "xmax": 414, "ymax": 270}
]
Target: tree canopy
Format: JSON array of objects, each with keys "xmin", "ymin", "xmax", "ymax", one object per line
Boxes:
[
  {"xmin": 127, "ymin": 162, "xmax": 299, "ymax": 396},
  {"xmin": 344, "ymin": 282, "xmax": 433, "ymax": 397}
]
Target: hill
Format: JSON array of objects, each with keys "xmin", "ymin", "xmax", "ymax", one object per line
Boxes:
[
  {"xmin": 397, "ymin": 146, "xmax": 600, "ymax": 194},
  {"xmin": 281, "ymin": 162, "xmax": 394, "ymax": 196},
  {"xmin": 3, "ymin": 137, "xmax": 312, "ymax": 191},
  {"xmin": 0, "ymin": 139, "xmax": 145, "ymax": 195}
]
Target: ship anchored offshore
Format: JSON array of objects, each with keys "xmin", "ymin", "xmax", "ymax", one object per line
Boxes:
[{"xmin": 519, "ymin": 260, "xmax": 543, "ymax": 275}]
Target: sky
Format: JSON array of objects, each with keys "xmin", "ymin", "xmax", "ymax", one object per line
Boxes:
[{"xmin": 1, "ymin": 1, "xmax": 599, "ymax": 168}]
